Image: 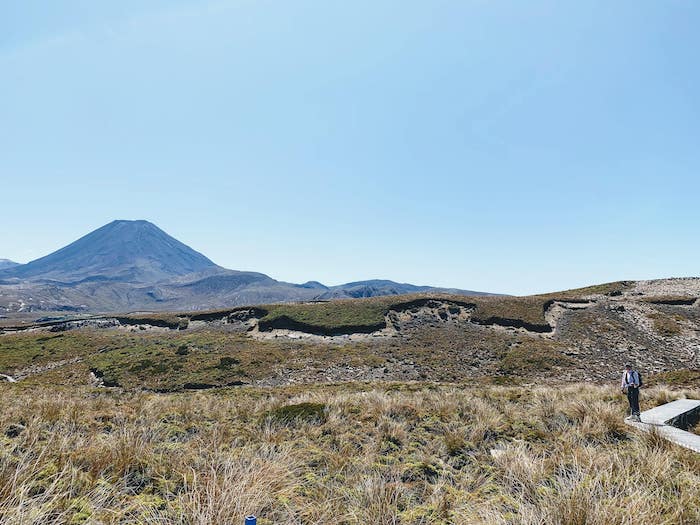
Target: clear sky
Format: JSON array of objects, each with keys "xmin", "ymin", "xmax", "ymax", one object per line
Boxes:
[{"xmin": 2, "ymin": 1, "xmax": 699, "ymax": 295}]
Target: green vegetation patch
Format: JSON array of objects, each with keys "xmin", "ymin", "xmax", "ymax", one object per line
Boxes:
[
  {"xmin": 498, "ymin": 339, "xmax": 575, "ymax": 375},
  {"xmin": 86, "ymin": 332, "xmax": 278, "ymax": 390},
  {"xmin": 0, "ymin": 331, "xmax": 98, "ymax": 373},
  {"xmin": 264, "ymin": 402, "xmax": 327, "ymax": 425},
  {"xmin": 258, "ymin": 299, "xmax": 391, "ymax": 335}
]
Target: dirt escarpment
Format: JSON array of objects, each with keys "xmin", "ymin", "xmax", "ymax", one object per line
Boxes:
[
  {"xmin": 470, "ymin": 316, "xmax": 552, "ymax": 334},
  {"xmin": 257, "ymin": 315, "xmax": 386, "ymax": 336}
]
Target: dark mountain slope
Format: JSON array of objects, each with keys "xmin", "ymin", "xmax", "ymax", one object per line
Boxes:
[{"xmin": 175, "ymin": 271, "xmax": 276, "ymax": 293}]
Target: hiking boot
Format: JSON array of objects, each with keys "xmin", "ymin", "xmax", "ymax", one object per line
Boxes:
[{"xmin": 632, "ymin": 415, "xmax": 641, "ymax": 422}]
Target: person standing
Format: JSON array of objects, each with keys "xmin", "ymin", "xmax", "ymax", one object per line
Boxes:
[{"xmin": 621, "ymin": 363, "xmax": 641, "ymax": 422}]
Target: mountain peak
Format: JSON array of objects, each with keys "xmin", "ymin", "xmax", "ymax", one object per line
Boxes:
[
  {"xmin": 2, "ymin": 220, "xmax": 218, "ymax": 283},
  {"xmin": 103, "ymin": 219, "xmax": 162, "ymax": 232},
  {"xmin": 298, "ymin": 280, "xmax": 328, "ymax": 290},
  {"xmin": 109, "ymin": 219, "xmax": 152, "ymax": 226}
]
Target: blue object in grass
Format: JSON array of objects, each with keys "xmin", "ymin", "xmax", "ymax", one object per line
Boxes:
[{"xmin": 245, "ymin": 516, "xmax": 257, "ymax": 525}]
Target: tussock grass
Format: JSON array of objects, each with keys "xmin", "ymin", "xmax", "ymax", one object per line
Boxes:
[{"xmin": 0, "ymin": 382, "xmax": 698, "ymax": 524}]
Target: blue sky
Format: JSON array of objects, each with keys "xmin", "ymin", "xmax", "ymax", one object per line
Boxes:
[{"xmin": 2, "ymin": 1, "xmax": 699, "ymax": 295}]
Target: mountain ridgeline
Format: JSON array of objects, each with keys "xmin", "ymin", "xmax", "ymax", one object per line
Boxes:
[{"xmin": 0, "ymin": 220, "xmax": 493, "ymax": 314}]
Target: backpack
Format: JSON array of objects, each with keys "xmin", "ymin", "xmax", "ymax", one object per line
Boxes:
[{"xmin": 637, "ymin": 371, "xmax": 643, "ymax": 388}]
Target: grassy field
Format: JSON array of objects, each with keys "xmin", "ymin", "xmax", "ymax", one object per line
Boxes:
[
  {"xmin": 0, "ymin": 329, "xmax": 389, "ymax": 391},
  {"xmin": 2, "ymin": 282, "xmax": 698, "ymax": 523},
  {"xmin": 0, "ymin": 382, "xmax": 698, "ymax": 524},
  {"xmin": 0, "ymin": 322, "xmax": 590, "ymax": 390}
]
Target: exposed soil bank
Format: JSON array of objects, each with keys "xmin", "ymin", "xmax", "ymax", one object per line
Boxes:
[
  {"xmin": 258, "ymin": 315, "xmax": 386, "ymax": 336},
  {"xmin": 470, "ymin": 316, "xmax": 553, "ymax": 333}
]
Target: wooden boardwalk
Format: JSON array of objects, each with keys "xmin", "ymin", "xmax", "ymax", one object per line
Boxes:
[{"xmin": 625, "ymin": 399, "xmax": 700, "ymax": 453}]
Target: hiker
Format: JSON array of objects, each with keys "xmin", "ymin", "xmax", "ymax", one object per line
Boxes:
[{"xmin": 621, "ymin": 363, "xmax": 641, "ymax": 422}]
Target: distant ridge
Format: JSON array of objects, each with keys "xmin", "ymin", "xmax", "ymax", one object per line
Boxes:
[
  {"xmin": 0, "ymin": 259, "xmax": 19, "ymax": 270},
  {"xmin": 319, "ymin": 279, "xmax": 475, "ymax": 299},
  {"xmin": 0, "ymin": 220, "xmax": 495, "ymax": 313}
]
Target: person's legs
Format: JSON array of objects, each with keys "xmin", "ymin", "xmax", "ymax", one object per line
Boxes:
[
  {"xmin": 629, "ymin": 387, "xmax": 640, "ymax": 417},
  {"xmin": 632, "ymin": 388, "xmax": 639, "ymax": 416},
  {"xmin": 626, "ymin": 388, "xmax": 634, "ymax": 416}
]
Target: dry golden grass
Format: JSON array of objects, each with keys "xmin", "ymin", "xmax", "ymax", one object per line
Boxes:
[{"xmin": 0, "ymin": 382, "xmax": 698, "ymax": 524}]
